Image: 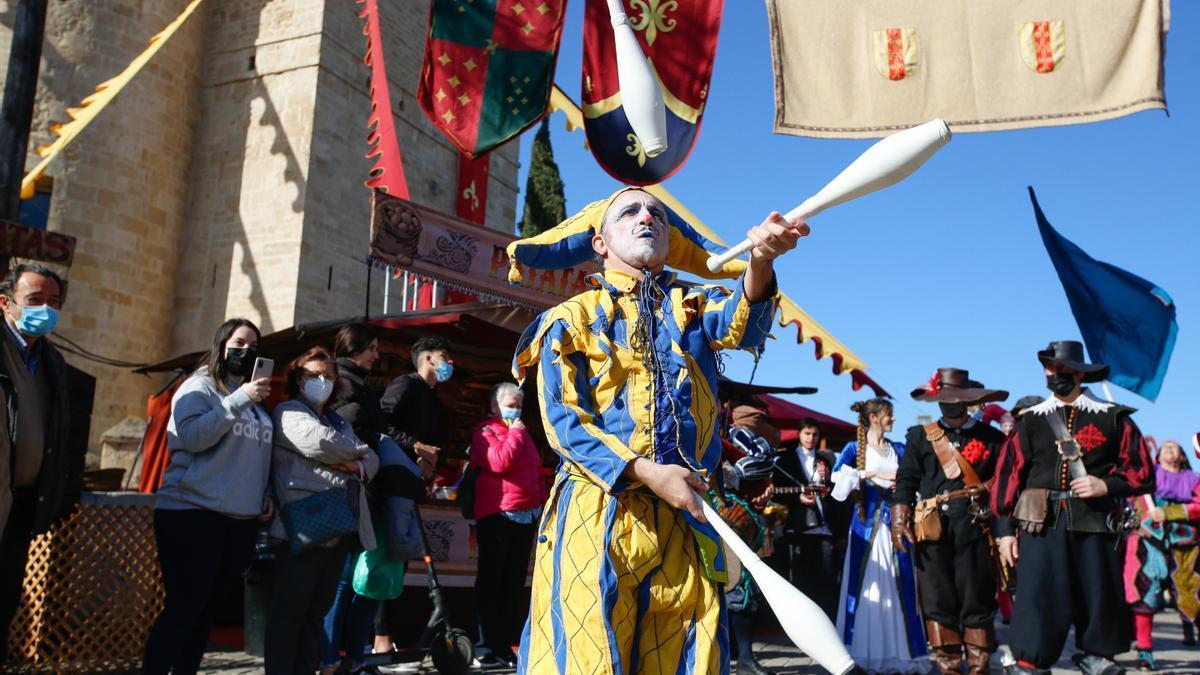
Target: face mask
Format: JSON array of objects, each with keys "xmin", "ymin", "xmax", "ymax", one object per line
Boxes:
[
  {"xmin": 500, "ymin": 406, "xmax": 522, "ymax": 422},
  {"xmin": 12, "ymin": 303, "xmax": 58, "ymax": 337},
  {"xmin": 303, "ymin": 377, "xmax": 334, "ymax": 405},
  {"xmin": 225, "ymin": 346, "xmax": 257, "ymax": 377},
  {"xmin": 1046, "ymin": 373, "xmax": 1077, "ymax": 397},
  {"xmin": 939, "ymin": 402, "xmax": 967, "ymax": 419},
  {"xmin": 434, "ymin": 360, "xmax": 454, "ymax": 383}
]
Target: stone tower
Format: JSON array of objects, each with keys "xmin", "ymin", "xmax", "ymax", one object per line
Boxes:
[{"xmin": 0, "ymin": 0, "xmax": 520, "ymax": 456}]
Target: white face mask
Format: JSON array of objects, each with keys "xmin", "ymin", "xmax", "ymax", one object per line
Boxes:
[{"xmin": 303, "ymin": 377, "xmax": 334, "ymax": 405}]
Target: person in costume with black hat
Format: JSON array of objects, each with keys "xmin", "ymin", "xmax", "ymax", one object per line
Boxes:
[
  {"xmin": 991, "ymin": 341, "xmax": 1155, "ymax": 675},
  {"xmin": 892, "ymin": 369, "xmax": 1008, "ymax": 675},
  {"xmin": 507, "ymin": 188, "xmax": 805, "ymax": 675}
]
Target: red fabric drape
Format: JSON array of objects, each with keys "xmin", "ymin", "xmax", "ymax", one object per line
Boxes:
[{"xmin": 138, "ymin": 379, "xmax": 183, "ymax": 493}]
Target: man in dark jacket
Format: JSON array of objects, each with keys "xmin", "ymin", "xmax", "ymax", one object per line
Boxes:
[
  {"xmin": 380, "ymin": 336, "xmax": 454, "ymax": 476},
  {"xmin": 770, "ymin": 417, "xmax": 845, "ymax": 621},
  {"xmin": 0, "ymin": 263, "xmax": 80, "ymax": 655}
]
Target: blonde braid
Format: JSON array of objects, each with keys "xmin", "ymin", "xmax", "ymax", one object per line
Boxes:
[
  {"xmin": 850, "ymin": 398, "xmax": 893, "ymax": 525},
  {"xmin": 855, "ymin": 422, "xmax": 868, "ymax": 523}
]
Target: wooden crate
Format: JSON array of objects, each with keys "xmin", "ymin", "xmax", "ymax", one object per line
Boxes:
[{"xmin": 4, "ymin": 498, "xmax": 163, "ymax": 673}]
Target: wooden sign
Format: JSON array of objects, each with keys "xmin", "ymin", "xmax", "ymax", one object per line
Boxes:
[{"xmin": 0, "ymin": 219, "xmax": 76, "ymax": 267}]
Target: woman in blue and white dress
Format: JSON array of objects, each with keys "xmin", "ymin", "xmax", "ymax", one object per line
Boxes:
[{"xmin": 830, "ymin": 398, "xmax": 927, "ymax": 674}]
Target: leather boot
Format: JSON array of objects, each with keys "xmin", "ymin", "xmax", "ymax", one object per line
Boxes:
[
  {"xmin": 926, "ymin": 621, "xmax": 963, "ymax": 674},
  {"xmin": 962, "ymin": 626, "xmax": 994, "ymax": 675}
]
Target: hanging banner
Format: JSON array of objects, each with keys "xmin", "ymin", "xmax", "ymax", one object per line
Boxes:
[
  {"xmin": 21, "ymin": 0, "xmax": 206, "ymax": 198},
  {"xmin": 767, "ymin": 0, "xmax": 1169, "ymax": 139},
  {"xmin": 369, "ymin": 190, "xmax": 593, "ymax": 311},
  {"xmin": 581, "ymin": 0, "xmax": 723, "ymax": 185},
  {"xmin": 455, "ymin": 154, "xmax": 490, "ymax": 225},
  {"xmin": 418, "ymin": 0, "xmax": 567, "ymax": 158},
  {"xmin": 360, "ymin": 0, "xmax": 410, "ymax": 196}
]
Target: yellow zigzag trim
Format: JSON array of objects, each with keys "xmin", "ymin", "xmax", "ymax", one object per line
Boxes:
[
  {"xmin": 548, "ymin": 85, "xmax": 869, "ymax": 378},
  {"xmin": 20, "ymin": 0, "xmax": 206, "ymax": 199}
]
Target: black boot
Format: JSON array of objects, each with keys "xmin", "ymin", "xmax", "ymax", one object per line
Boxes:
[{"xmin": 1183, "ymin": 620, "xmax": 1197, "ymax": 647}]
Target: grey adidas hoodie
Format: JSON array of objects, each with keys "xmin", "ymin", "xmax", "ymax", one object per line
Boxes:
[{"xmin": 155, "ymin": 367, "xmax": 273, "ymax": 518}]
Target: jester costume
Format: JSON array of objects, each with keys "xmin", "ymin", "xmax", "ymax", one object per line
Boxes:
[
  {"xmin": 508, "ymin": 189, "xmax": 778, "ymax": 675},
  {"xmin": 1123, "ymin": 462, "xmax": 1200, "ymax": 665}
]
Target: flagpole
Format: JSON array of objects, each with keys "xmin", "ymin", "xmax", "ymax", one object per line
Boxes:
[{"xmin": 1100, "ymin": 381, "xmax": 1116, "ymax": 403}]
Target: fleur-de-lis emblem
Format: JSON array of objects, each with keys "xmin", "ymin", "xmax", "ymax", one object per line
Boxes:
[
  {"xmin": 628, "ymin": 0, "xmax": 677, "ymax": 47},
  {"xmin": 625, "ymin": 133, "xmax": 647, "ymax": 167},
  {"xmin": 462, "ymin": 180, "xmax": 479, "ymax": 210}
]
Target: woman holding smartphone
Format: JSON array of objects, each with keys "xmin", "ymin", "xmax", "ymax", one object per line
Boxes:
[{"xmin": 142, "ymin": 318, "xmax": 275, "ymax": 675}]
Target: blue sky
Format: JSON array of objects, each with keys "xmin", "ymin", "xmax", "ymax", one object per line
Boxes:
[{"xmin": 514, "ymin": 3, "xmax": 1199, "ymax": 467}]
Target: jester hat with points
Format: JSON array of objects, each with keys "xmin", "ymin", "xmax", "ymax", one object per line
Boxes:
[{"xmin": 506, "ymin": 187, "xmax": 747, "ymax": 284}]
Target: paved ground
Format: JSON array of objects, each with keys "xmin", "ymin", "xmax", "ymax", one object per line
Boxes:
[{"xmin": 199, "ymin": 615, "xmax": 1199, "ymax": 674}]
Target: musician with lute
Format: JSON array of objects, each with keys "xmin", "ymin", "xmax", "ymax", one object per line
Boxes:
[{"xmin": 763, "ymin": 417, "xmax": 847, "ymax": 621}]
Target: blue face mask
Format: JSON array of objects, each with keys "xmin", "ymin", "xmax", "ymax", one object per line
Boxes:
[
  {"xmin": 499, "ymin": 406, "xmax": 522, "ymax": 422},
  {"xmin": 14, "ymin": 304, "xmax": 59, "ymax": 337},
  {"xmin": 434, "ymin": 359, "xmax": 454, "ymax": 383}
]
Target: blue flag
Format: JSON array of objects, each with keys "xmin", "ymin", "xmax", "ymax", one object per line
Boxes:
[{"xmin": 1030, "ymin": 187, "xmax": 1177, "ymax": 401}]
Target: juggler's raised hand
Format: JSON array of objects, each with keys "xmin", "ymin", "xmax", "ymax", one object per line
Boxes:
[{"xmin": 747, "ymin": 212, "xmax": 809, "ymax": 264}]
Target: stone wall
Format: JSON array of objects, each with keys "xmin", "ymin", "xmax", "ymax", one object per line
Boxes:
[
  {"xmin": 1, "ymin": 0, "xmax": 208, "ymax": 457},
  {"xmin": 1, "ymin": 0, "xmax": 521, "ymax": 455}
]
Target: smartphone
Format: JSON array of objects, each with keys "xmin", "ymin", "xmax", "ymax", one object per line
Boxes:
[{"xmin": 250, "ymin": 357, "xmax": 274, "ymax": 384}]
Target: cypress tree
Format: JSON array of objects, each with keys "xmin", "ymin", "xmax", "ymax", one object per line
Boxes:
[{"xmin": 519, "ymin": 118, "xmax": 567, "ymax": 237}]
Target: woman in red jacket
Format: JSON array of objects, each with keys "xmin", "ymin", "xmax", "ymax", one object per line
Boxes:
[{"xmin": 471, "ymin": 382, "xmax": 547, "ymax": 669}]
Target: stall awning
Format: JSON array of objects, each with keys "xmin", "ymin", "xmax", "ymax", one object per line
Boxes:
[{"xmin": 757, "ymin": 393, "xmax": 855, "ymax": 433}]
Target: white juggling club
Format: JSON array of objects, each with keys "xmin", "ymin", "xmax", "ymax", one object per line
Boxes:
[
  {"xmin": 606, "ymin": 0, "xmax": 667, "ymax": 157},
  {"xmin": 706, "ymin": 118, "xmax": 952, "ymax": 272},
  {"xmin": 699, "ymin": 497, "xmax": 858, "ymax": 675}
]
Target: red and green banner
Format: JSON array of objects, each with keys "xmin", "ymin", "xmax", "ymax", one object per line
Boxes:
[{"xmin": 418, "ymin": 0, "xmax": 567, "ymax": 158}]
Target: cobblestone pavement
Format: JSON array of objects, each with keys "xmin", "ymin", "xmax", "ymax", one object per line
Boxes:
[{"xmin": 200, "ymin": 616, "xmax": 1199, "ymax": 674}]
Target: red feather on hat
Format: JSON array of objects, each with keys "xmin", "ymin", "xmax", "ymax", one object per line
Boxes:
[{"xmin": 924, "ymin": 371, "xmax": 942, "ymax": 396}]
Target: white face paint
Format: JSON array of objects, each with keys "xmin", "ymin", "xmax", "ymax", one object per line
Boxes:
[{"xmin": 595, "ymin": 190, "xmax": 669, "ymax": 272}]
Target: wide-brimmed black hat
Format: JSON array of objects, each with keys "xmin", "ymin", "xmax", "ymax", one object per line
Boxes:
[
  {"xmin": 1037, "ymin": 340, "xmax": 1109, "ymax": 383},
  {"xmin": 911, "ymin": 368, "xmax": 1009, "ymax": 404}
]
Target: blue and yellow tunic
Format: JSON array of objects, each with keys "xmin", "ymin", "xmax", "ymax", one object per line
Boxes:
[{"xmin": 513, "ymin": 268, "xmax": 777, "ymax": 675}]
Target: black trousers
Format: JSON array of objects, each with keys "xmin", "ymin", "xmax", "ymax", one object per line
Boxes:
[
  {"xmin": 264, "ymin": 538, "xmax": 353, "ymax": 675},
  {"xmin": 1009, "ymin": 514, "xmax": 1129, "ymax": 668},
  {"xmin": 474, "ymin": 514, "xmax": 536, "ymax": 655},
  {"xmin": 913, "ymin": 520, "xmax": 996, "ymax": 631},
  {"xmin": 788, "ymin": 534, "xmax": 840, "ymax": 621},
  {"xmin": 0, "ymin": 495, "xmax": 36, "ymax": 663},
  {"xmin": 141, "ymin": 509, "xmax": 259, "ymax": 675}
]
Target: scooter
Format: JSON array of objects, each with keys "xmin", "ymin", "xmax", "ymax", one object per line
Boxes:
[{"xmin": 365, "ymin": 505, "xmax": 473, "ymax": 674}]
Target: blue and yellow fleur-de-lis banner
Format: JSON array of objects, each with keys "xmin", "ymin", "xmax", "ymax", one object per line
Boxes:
[{"xmin": 581, "ymin": 0, "xmax": 723, "ymax": 185}]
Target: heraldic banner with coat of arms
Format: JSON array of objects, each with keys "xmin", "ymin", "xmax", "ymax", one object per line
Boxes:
[
  {"xmin": 766, "ymin": 0, "xmax": 1168, "ymax": 138},
  {"xmin": 582, "ymin": 0, "xmax": 723, "ymax": 185}
]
